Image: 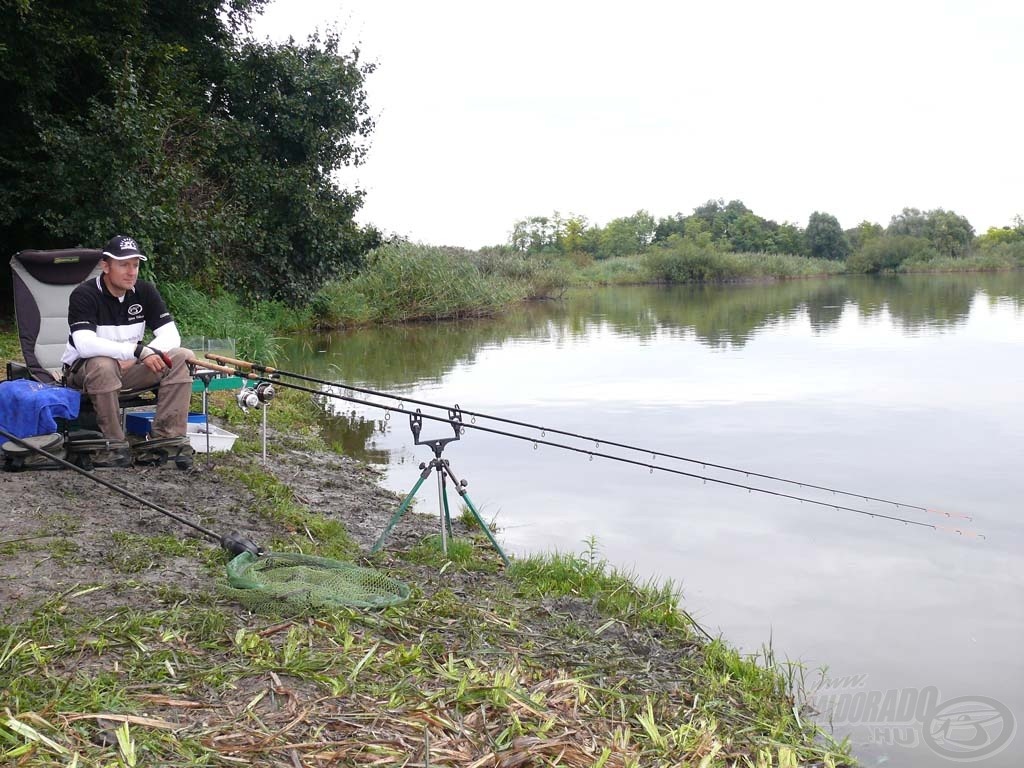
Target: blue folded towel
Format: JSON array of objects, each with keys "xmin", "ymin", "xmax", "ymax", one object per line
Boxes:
[{"xmin": 0, "ymin": 379, "xmax": 81, "ymax": 438}]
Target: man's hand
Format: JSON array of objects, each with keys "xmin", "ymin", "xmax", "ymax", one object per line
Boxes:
[
  {"xmin": 141, "ymin": 352, "xmax": 167, "ymax": 374},
  {"xmin": 118, "ymin": 359, "xmax": 134, "ymax": 372}
]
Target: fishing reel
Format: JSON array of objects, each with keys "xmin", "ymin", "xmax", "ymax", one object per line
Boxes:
[{"xmin": 236, "ymin": 381, "xmax": 275, "ymax": 412}]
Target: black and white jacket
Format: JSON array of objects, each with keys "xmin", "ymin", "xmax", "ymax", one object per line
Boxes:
[{"xmin": 61, "ymin": 276, "xmax": 181, "ymax": 366}]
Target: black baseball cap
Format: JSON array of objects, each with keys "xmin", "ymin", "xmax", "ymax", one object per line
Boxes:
[{"xmin": 102, "ymin": 235, "xmax": 148, "ymax": 261}]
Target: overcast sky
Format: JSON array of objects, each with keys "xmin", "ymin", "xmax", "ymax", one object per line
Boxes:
[{"xmin": 251, "ymin": 0, "xmax": 1023, "ymax": 249}]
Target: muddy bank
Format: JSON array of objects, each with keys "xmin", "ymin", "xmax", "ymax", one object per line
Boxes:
[{"xmin": 0, "ymin": 444, "xmax": 438, "ymax": 623}]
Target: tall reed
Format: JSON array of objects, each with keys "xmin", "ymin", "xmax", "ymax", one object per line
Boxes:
[
  {"xmin": 314, "ymin": 242, "xmax": 527, "ymax": 326},
  {"xmin": 162, "ymin": 283, "xmax": 303, "ymax": 362}
]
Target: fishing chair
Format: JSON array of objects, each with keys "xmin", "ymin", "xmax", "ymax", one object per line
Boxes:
[{"xmin": 6, "ymin": 248, "xmax": 162, "ymax": 432}]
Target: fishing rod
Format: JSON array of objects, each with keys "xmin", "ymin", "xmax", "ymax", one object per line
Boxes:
[
  {"xmin": 206, "ymin": 354, "xmax": 971, "ymax": 523},
  {"xmin": 0, "ymin": 427, "xmax": 263, "ymax": 557},
  {"xmin": 197, "ymin": 358, "xmax": 983, "ymax": 538}
]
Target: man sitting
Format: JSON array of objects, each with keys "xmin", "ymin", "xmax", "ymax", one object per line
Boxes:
[{"xmin": 60, "ymin": 235, "xmax": 193, "ymax": 449}]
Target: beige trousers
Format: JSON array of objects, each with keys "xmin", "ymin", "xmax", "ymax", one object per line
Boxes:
[{"xmin": 67, "ymin": 348, "xmax": 193, "ymax": 440}]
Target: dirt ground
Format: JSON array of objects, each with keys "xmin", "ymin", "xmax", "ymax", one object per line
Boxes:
[{"xmin": 0, "ymin": 440, "xmax": 445, "ymax": 623}]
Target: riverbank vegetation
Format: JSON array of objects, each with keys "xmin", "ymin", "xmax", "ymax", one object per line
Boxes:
[{"xmin": 295, "ymin": 208, "xmax": 1023, "ymax": 329}]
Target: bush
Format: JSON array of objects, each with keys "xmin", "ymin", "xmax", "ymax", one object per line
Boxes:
[
  {"xmin": 523, "ymin": 258, "xmax": 577, "ymax": 298},
  {"xmin": 163, "ymin": 283, "xmax": 301, "ymax": 362},
  {"xmin": 580, "ymin": 255, "xmax": 648, "ymax": 285},
  {"xmin": 975, "ymin": 239, "xmax": 1024, "ymax": 266},
  {"xmin": 643, "ymin": 237, "xmax": 741, "ymax": 283},
  {"xmin": 847, "ymin": 235, "xmax": 936, "ymax": 274},
  {"xmin": 899, "ymin": 248, "xmax": 1021, "ymax": 273},
  {"xmin": 739, "ymin": 252, "xmax": 844, "ymax": 278},
  {"xmin": 314, "ymin": 242, "xmax": 527, "ymax": 326}
]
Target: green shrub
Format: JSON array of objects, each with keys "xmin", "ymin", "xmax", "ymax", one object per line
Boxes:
[
  {"xmin": 579, "ymin": 255, "xmax": 648, "ymax": 285},
  {"xmin": 848, "ymin": 235, "xmax": 935, "ymax": 274},
  {"xmin": 643, "ymin": 237, "xmax": 741, "ymax": 283},
  {"xmin": 314, "ymin": 242, "xmax": 527, "ymax": 326},
  {"xmin": 163, "ymin": 283, "xmax": 299, "ymax": 362},
  {"xmin": 974, "ymin": 239, "xmax": 1024, "ymax": 266},
  {"xmin": 523, "ymin": 258, "xmax": 577, "ymax": 298},
  {"xmin": 739, "ymin": 251, "xmax": 844, "ymax": 278},
  {"xmin": 900, "ymin": 248, "xmax": 1020, "ymax": 273}
]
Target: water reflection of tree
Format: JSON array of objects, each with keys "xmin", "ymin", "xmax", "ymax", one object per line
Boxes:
[
  {"xmin": 320, "ymin": 408, "xmax": 390, "ymax": 464},
  {"xmin": 281, "ymin": 273, "xmax": 1023, "ymax": 456},
  {"xmin": 286, "ymin": 274, "xmax": 1024, "ymax": 377},
  {"xmin": 281, "ymin": 308, "xmax": 568, "ymax": 388}
]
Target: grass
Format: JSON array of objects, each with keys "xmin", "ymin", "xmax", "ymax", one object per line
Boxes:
[
  {"xmin": 899, "ymin": 248, "xmax": 1023, "ymax": 273},
  {"xmin": 314, "ymin": 242, "xmax": 529, "ymax": 326},
  {"xmin": 642, "ymin": 240, "xmax": 846, "ymax": 284},
  {"xmin": 510, "ymin": 536, "xmax": 697, "ymax": 634},
  {"xmin": 0, "ymin": 323, "xmax": 20, "ymax": 382},
  {"xmin": 0, "ymin": 541, "xmax": 853, "ymax": 767},
  {"xmin": 161, "ymin": 283, "xmax": 307, "ymax": 363},
  {"xmin": 219, "ymin": 463, "xmax": 360, "ymax": 562},
  {"xmin": 579, "ymin": 254, "xmax": 650, "ymax": 285}
]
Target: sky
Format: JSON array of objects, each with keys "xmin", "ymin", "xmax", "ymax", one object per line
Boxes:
[{"xmin": 251, "ymin": 0, "xmax": 1023, "ymax": 249}]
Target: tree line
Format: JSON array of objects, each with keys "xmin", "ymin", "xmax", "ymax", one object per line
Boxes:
[
  {"xmin": 508, "ymin": 201, "xmax": 1024, "ymax": 272},
  {"xmin": 0, "ymin": 0, "xmax": 380, "ymax": 305}
]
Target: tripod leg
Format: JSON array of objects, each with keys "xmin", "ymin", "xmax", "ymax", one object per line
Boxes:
[
  {"xmin": 440, "ymin": 471, "xmax": 454, "ymax": 540},
  {"xmin": 436, "ymin": 464, "xmax": 447, "ymax": 556},
  {"xmin": 458, "ymin": 488, "xmax": 510, "ymax": 567},
  {"xmin": 371, "ymin": 465, "xmax": 430, "ymax": 555}
]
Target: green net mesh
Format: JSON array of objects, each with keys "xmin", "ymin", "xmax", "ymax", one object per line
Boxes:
[{"xmin": 221, "ymin": 551, "xmax": 411, "ymax": 614}]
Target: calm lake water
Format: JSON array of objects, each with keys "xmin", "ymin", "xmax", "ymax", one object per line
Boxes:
[{"xmin": 280, "ymin": 273, "xmax": 1023, "ymax": 767}]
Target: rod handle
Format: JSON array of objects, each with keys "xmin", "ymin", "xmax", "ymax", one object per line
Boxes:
[
  {"xmin": 191, "ymin": 357, "xmax": 260, "ymax": 379},
  {"xmin": 205, "ymin": 353, "xmax": 276, "ymax": 373}
]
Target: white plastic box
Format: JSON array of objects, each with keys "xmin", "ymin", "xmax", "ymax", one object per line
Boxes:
[
  {"xmin": 187, "ymin": 421, "xmax": 238, "ymax": 453},
  {"xmin": 126, "ymin": 412, "xmax": 238, "ymax": 453}
]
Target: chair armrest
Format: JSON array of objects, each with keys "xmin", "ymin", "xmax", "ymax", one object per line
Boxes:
[{"xmin": 5, "ymin": 361, "xmax": 31, "ymax": 381}]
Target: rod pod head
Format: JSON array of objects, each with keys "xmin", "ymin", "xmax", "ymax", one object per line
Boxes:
[{"xmin": 220, "ymin": 531, "xmax": 265, "ymax": 557}]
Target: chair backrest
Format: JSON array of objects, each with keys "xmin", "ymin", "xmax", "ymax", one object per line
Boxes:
[{"xmin": 10, "ymin": 249, "xmax": 103, "ymax": 383}]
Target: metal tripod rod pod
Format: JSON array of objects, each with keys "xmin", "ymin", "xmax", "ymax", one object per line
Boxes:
[{"xmin": 370, "ymin": 409, "xmax": 509, "ymax": 566}]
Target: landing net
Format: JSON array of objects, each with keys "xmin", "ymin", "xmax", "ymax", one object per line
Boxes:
[{"xmin": 222, "ymin": 551, "xmax": 411, "ymax": 614}]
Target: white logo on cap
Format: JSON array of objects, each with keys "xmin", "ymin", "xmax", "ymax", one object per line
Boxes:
[
  {"xmin": 120, "ymin": 237, "xmax": 138, "ymax": 251},
  {"xmin": 128, "ymin": 303, "xmax": 143, "ymax": 316}
]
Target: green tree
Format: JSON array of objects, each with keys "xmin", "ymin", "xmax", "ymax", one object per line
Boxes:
[
  {"xmin": 596, "ymin": 210, "xmax": 655, "ymax": 260},
  {"xmin": 654, "ymin": 213, "xmax": 687, "ymax": 242},
  {"xmin": 976, "ymin": 225, "xmax": 1024, "ymax": 249},
  {"xmin": 689, "ymin": 198, "xmax": 753, "ymax": 244},
  {"xmin": 510, "ymin": 215, "xmax": 559, "ymax": 253},
  {"xmin": 886, "ymin": 207, "xmax": 930, "ymax": 239},
  {"xmin": 804, "ymin": 212, "xmax": 851, "ymax": 260},
  {"xmin": 767, "ymin": 222, "xmax": 806, "ymax": 255},
  {"xmin": 846, "ymin": 220, "xmax": 884, "ymax": 252},
  {"xmin": 559, "ymin": 214, "xmax": 589, "ymax": 257},
  {"xmin": 924, "ymin": 209, "xmax": 974, "ymax": 258},
  {"xmin": 887, "ymin": 207, "xmax": 974, "ymax": 258},
  {"xmin": 0, "ymin": 0, "xmax": 377, "ymax": 303},
  {"xmin": 214, "ymin": 32, "xmax": 379, "ymax": 298},
  {"xmin": 728, "ymin": 212, "xmax": 771, "ymax": 252}
]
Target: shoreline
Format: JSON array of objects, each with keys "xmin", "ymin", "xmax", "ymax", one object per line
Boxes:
[{"xmin": 0, "ymin": 408, "xmax": 855, "ymax": 766}]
